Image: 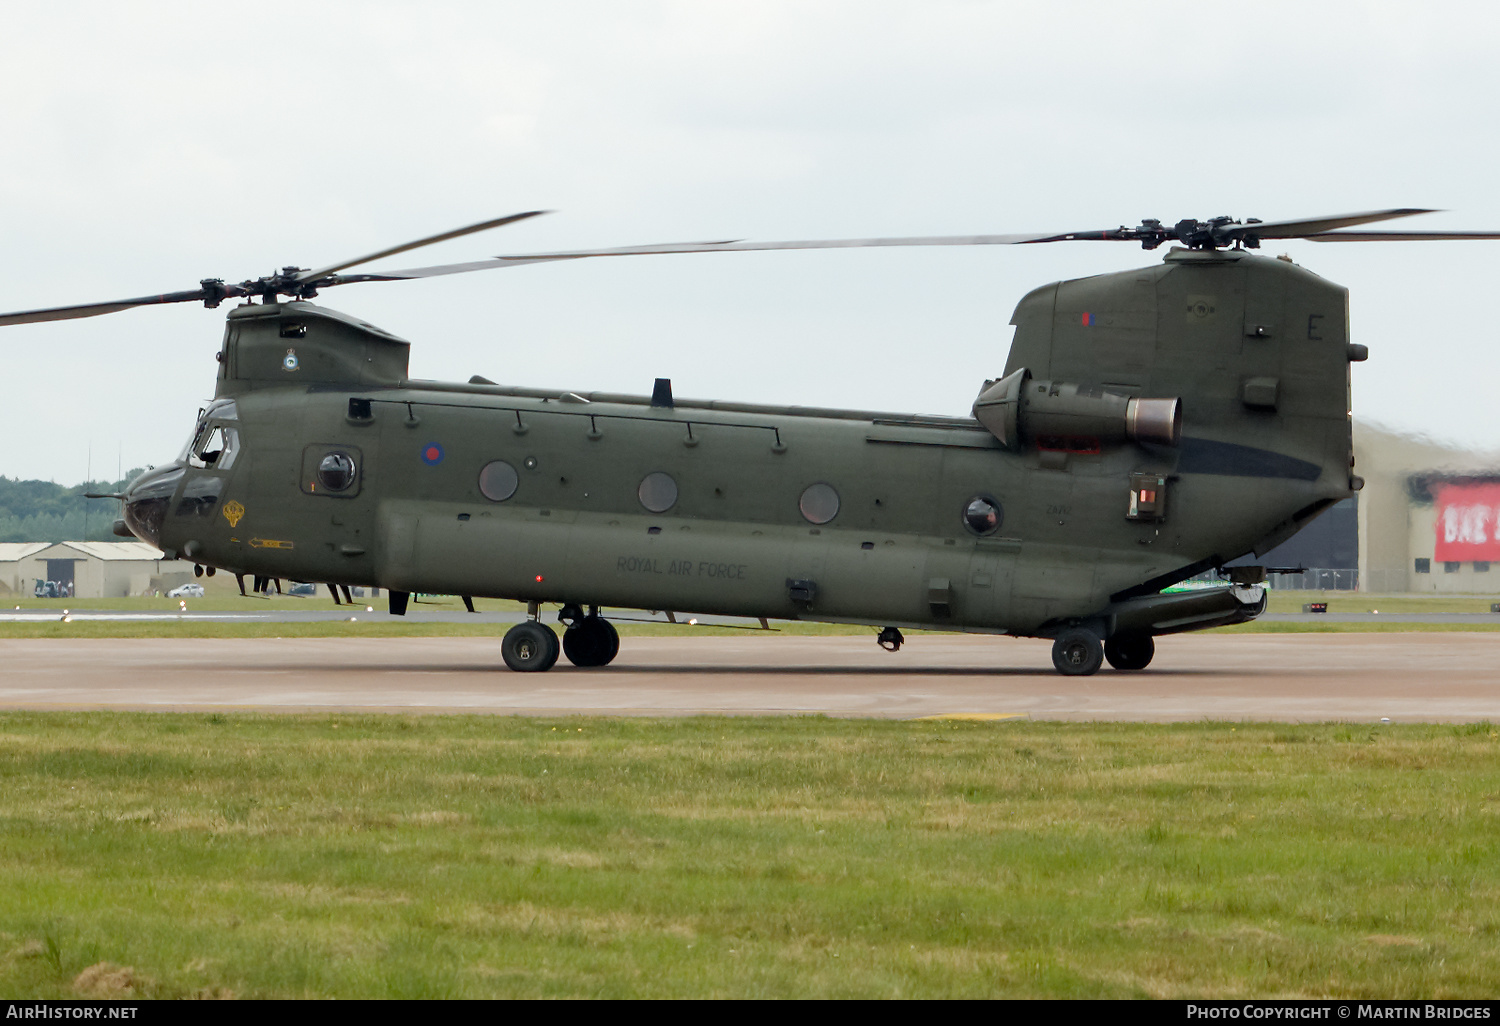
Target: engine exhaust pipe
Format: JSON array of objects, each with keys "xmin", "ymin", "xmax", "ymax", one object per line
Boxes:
[{"xmin": 973, "ymin": 368, "xmax": 1181, "ymax": 449}]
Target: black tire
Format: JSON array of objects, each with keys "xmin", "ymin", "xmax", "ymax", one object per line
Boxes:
[
  {"xmin": 502, "ymin": 621, "xmax": 560, "ymax": 672},
  {"xmin": 1051, "ymin": 628, "xmax": 1104, "ymax": 676},
  {"xmin": 562, "ymin": 617, "xmax": 620, "ymax": 668},
  {"xmin": 1104, "ymin": 633, "xmax": 1155, "ymax": 671}
]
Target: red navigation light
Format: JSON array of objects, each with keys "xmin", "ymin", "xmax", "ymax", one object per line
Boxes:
[{"xmin": 535, "ymin": 574, "xmax": 544, "ymax": 583}]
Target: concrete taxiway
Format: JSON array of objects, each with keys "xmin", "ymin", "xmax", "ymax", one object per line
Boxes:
[{"xmin": 0, "ymin": 633, "xmax": 1495, "ymax": 720}]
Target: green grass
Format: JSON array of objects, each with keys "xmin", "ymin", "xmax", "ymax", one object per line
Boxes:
[
  {"xmin": 0, "ymin": 620, "xmax": 888, "ymax": 639},
  {"xmin": 6, "ymin": 619, "xmax": 1497, "ymax": 640},
  {"xmin": 4, "ymin": 593, "xmax": 526, "ymax": 614},
  {"xmin": 1, "ymin": 588, "xmax": 1496, "ymax": 639},
  {"xmin": 0, "ymin": 715, "xmax": 1497, "ymax": 998},
  {"xmin": 1212, "ymin": 621, "xmax": 1500, "ymax": 634},
  {"xmin": 1265, "ymin": 592, "xmax": 1500, "ymax": 615}
]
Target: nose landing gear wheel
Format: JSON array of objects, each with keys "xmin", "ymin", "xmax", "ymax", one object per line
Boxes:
[
  {"xmin": 1051, "ymin": 628, "xmax": 1104, "ymax": 676},
  {"xmin": 502, "ymin": 621, "xmax": 561, "ymax": 672},
  {"xmin": 1104, "ymin": 633, "xmax": 1155, "ymax": 671},
  {"xmin": 562, "ymin": 616, "xmax": 620, "ymax": 667}
]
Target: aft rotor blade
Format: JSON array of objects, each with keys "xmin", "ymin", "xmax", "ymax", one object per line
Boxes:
[
  {"xmin": 296, "ymin": 211, "xmax": 549, "ymax": 283},
  {"xmin": 0, "ymin": 288, "xmax": 213, "ymax": 327},
  {"xmin": 1234, "ymin": 208, "xmax": 1437, "ymax": 239},
  {"xmin": 495, "ymin": 231, "xmax": 1103, "ymax": 258},
  {"xmin": 1301, "ymin": 230, "xmax": 1500, "ymax": 242}
]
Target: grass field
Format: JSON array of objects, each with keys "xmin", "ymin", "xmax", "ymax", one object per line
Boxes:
[
  {"xmin": 1263, "ymin": 592, "xmax": 1500, "ymax": 615},
  {"xmin": 2, "ymin": 588, "xmax": 1498, "ymax": 639},
  {"xmin": 8, "ymin": 589, "xmax": 1500, "ymax": 615},
  {"xmin": 0, "ymin": 714, "xmax": 1496, "ymax": 999}
]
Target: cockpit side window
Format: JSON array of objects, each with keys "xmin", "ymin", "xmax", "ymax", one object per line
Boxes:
[
  {"xmin": 188, "ymin": 424, "xmax": 239, "ymax": 470},
  {"xmin": 179, "ymin": 401, "xmax": 241, "ymax": 466}
]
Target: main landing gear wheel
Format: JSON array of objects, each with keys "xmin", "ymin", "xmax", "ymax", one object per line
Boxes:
[
  {"xmin": 502, "ymin": 621, "xmax": 560, "ymax": 672},
  {"xmin": 1051, "ymin": 628, "xmax": 1104, "ymax": 676},
  {"xmin": 1104, "ymin": 634, "xmax": 1155, "ymax": 671},
  {"xmin": 562, "ymin": 616, "xmax": 620, "ymax": 668}
]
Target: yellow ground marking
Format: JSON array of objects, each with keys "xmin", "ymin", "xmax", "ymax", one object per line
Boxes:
[{"xmin": 913, "ymin": 713, "xmax": 1029, "ymax": 722}]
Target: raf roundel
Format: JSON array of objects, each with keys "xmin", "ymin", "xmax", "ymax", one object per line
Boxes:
[{"xmin": 421, "ymin": 442, "xmax": 445, "ymax": 466}]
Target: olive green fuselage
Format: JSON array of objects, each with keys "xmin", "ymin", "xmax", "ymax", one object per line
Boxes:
[{"xmin": 133, "ymin": 245, "xmax": 1359, "ymax": 639}]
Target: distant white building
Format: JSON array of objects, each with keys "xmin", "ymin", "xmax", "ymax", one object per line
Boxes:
[{"xmin": 0, "ymin": 541, "xmax": 195, "ymax": 598}]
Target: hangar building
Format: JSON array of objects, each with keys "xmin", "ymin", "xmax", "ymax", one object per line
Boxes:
[
  {"xmin": 1354, "ymin": 422, "xmax": 1500, "ymax": 594},
  {"xmin": 0, "ymin": 542, "xmax": 194, "ymax": 599}
]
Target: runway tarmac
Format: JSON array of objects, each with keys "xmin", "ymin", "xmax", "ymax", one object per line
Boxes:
[{"xmin": 0, "ymin": 632, "xmax": 1495, "ymax": 721}]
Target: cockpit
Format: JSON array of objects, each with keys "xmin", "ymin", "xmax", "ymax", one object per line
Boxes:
[
  {"xmin": 122, "ymin": 400, "xmax": 241, "ymax": 548},
  {"xmin": 180, "ymin": 399, "xmax": 240, "ymax": 470}
]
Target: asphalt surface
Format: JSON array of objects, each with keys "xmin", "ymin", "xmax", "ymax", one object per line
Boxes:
[{"xmin": 1, "ymin": 633, "xmax": 1496, "ymax": 721}]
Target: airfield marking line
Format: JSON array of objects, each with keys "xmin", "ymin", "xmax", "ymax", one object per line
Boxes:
[{"xmin": 912, "ymin": 713, "xmax": 1029, "ymax": 721}]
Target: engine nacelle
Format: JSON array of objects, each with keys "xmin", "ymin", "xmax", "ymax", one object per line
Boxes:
[{"xmin": 972, "ymin": 368, "xmax": 1181, "ymax": 450}]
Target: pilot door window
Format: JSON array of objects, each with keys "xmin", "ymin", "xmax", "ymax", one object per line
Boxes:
[
  {"xmin": 187, "ymin": 425, "xmax": 239, "ymax": 471},
  {"xmin": 1126, "ymin": 472, "xmax": 1168, "ymax": 521}
]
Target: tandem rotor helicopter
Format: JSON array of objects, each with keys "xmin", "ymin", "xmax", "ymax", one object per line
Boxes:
[{"xmin": 5, "ymin": 207, "xmax": 1497, "ymax": 675}]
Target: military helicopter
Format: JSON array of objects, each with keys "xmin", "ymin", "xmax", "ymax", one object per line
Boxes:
[{"xmin": 6, "ymin": 208, "xmax": 1498, "ymax": 675}]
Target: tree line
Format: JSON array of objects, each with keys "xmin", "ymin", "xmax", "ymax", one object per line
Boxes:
[{"xmin": 0, "ymin": 471, "xmax": 146, "ymax": 543}]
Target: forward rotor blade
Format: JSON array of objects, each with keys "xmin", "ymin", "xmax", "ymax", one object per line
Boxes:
[
  {"xmin": 336, "ymin": 231, "xmax": 1110, "ymax": 283},
  {"xmin": 326, "ymin": 241, "xmax": 744, "ymax": 283},
  {"xmin": 0, "ymin": 289, "xmax": 212, "ymax": 327},
  {"xmin": 296, "ymin": 211, "xmax": 549, "ymax": 283},
  {"xmin": 1233, "ymin": 208, "xmax": 1437, "ymax": 239},
  {"xmin": 1301, "ymin": 230, "xmax": 1500, "ymax": 242}
]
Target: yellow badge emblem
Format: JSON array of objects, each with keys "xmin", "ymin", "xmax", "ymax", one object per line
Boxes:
[{"xmin": 222, "ymin": 500, "xmax": 245, "ymax": 527}]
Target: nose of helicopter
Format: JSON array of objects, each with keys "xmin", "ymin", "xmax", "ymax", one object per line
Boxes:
[{"xmin": 121, "ymin": 463, "xmax": 185, "ymax": 548}]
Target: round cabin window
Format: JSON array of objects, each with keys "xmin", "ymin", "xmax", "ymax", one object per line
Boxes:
[
  {"xmin": 478, "ymin": 460, "xmax": 519, "ymax": 502},
  {"xmin": 638, "ymin": 471, "xmax": 678, "ymax": 513},
  {"xmin": 963, "ymin": 496, "xmax": 1002, "ymax": 535},
  {"xmin": 317, "ymin": 452, "xmax": 357, "ymax": 492},
  {"xmin": 799, "ymin": 482, "xmax": 840, "ymax": 525}
]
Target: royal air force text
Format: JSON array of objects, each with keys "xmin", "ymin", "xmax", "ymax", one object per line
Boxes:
[{"xmin": 616, "ymin": 557, "xmax": 748, "ymax": 580}]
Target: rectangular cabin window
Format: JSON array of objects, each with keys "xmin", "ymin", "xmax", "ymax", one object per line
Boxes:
[{"xmin": 1414, "ymin": 558, "xmax": 1431, "ymax": 574}]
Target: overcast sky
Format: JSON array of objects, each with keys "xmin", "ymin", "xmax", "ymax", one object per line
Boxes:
[{"xmin": 4, "ymin": 1, "xmax": 1500, "ymax": 483}]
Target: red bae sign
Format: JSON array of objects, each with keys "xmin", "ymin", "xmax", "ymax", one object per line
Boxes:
[{"xmin": 1434, "ymin": 482, "xmax": 1500, "ymax": 562}]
